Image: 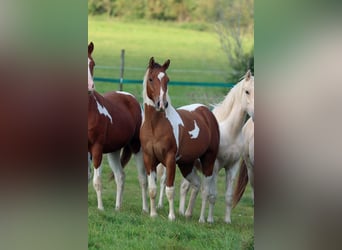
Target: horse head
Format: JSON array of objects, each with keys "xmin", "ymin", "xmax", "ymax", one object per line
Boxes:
[
  {"xmin": 241, "ymin": 70, "xmax": 254, "ymax": 120},
  {"xmin": 88, "ymin": 42, "xmax": 95, "ymax": 93},
  {"xmin": 144, "ymin": 57, "xmax": 171, "ymax": 112}
]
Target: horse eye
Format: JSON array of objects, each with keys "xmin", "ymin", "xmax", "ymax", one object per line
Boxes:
[
  {"xmin": 149, "ymin": 78, "xmax": 153, "ymax": 82},
  {"xmin": 245, "ymin": 90, "xmax": 250, "ymax": 95}
]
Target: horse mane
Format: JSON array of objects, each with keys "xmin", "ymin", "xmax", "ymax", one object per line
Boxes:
[
  {"xmin": 212, "ymin": 79, "xmax": 244, "ymax": 122},
  {"xmin": 142, "ymin": 67, "xmax": 171, "ymax": 107}
]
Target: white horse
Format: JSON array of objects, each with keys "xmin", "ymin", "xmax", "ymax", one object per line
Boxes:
[
  {"xmin": 177, "ymin": 70, "xmax": 254, "ymax": 223},
  {"xmin": 232, "ymin": 117, "xmax": 254, "ymax": 207}
]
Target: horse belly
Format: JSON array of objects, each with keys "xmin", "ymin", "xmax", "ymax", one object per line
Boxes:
[{"xmin": 177, "ymin": 140, "xmax": 207, "ymax": 164}]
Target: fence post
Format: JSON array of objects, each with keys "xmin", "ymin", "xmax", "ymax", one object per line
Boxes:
[{"xmin": 120, "ymin": 49, "xmax": 125, "ymax": 91}]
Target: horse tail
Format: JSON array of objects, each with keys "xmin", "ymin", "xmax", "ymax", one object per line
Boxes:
[
  {"xmin": 121, "ymin": 145, "xmax": 132, "ymax": 168},
  {"xmin": 109, "ymin": 146, "xmax": 132, "ymax": 181},
  {"xmin": 232, "ymin": 159, "xmax": 249, "ymax": 208}
]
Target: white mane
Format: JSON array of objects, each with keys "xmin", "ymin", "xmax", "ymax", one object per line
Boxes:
[
  {"xmin": 212, "ymin": 79, "xmax": 244, "ymax": 122},
  {"xmin": 142, "ymin": 68, "xmax": 172, "ymax": 107}
]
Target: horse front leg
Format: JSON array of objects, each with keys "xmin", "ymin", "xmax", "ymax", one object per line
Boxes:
[
  {"xmin": 107, "ymin": 151, "xmax": 125, "ymax": 211},
  {"xmin": 143, "ymin": 154, "xmax": 158, "ymax": 218},
  {"xmin": 134, "ymin": 149, "xmax": 148, "ymax": 213},
  {"xmin": 91, "ymin": 145, "xmax": 104, "ymax": 210},
  {"xmin": 164, "ymin": 154, "xmax": 177, "ymax": 221},
  {"xmin": 157, "ymin": 163, "xmax": 166, "ymax": 209}
]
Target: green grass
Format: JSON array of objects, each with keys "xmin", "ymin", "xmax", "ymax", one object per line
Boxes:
[
  {"xmin": 88, "ymin": 16, "xmax": 244, "ymax": 107},
  {"xmin": 88, "ymin": 159, "xmax": 254, "ymax": 250},
  {"xmin": 88, "ymin": 17, "xmax": 254, "ymax": 249}
]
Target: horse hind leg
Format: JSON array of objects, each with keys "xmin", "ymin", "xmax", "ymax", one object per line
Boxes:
[
  {"xmin": 179, "ymin": 178, "xmax": 191, "ymax": 215},
  {"xmin": 91, "ymin": 148, "xmax": 104, "ymax": 210},
  {"xmin": 224, "ymin": 161, "xmax": 239, "ymax": 223},
  {"xmin": 134, "ymin": 148, "xmax": 148, "ymax": 213},
  {"xmin": 107, "ymin": 151, "xmax": 125, "ymax": 211},
  {"xmin": 199, "ymin": 156, "xmax": 218, "ymax": 223},
  {"xmin": 184, "ymin": 167, "xmax": 201, "ymax": 218}
]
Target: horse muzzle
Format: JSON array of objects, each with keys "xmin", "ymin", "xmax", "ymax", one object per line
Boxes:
[{"xmin": 156, "ymin": 100, "xmax": 168, "ymax": 112}]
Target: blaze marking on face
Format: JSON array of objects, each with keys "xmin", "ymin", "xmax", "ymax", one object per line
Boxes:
[
  {"xmin": 188, "ymin": 120, "xmax": 200, "ymax": 139},
  {"xmin": 95, "ymin": 99, "xmax": 113, "ymax": 123},
  {"xmin": 157, "ymin": 72, "xmax": 165, "ymax": 81},
  {"xmin": 159, "ymin": 88, "xmax": 165, "ymax": 106},
  {"xmin": 88, "ymin": 58, "xmax": 94, "ymax": 90}
]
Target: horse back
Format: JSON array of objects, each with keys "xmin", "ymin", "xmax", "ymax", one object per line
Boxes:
[
  {"xmin": 177, "ymin": 106, "xmax": 220, "ymax": 163},
  {"xmin": 88, "ymin": 91, "xmax": 142, "ymax": 153}
]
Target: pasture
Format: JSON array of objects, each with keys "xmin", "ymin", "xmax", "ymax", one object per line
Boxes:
[{"xmin": 88, "ymin": 16, "xmax": 254, "ymax": 249}]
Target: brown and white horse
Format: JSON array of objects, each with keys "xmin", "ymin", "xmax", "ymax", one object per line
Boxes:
[
  {"xmin": 88, "ymin": 42, "xmax": 148, "ymax": 212},
  {"xmin": 179, "ymin": 70, "xmax": 254, "ymax": 223},
  {"xmin": 140, "ymin": 57, "xmax": 220, "ymax": 222},
  {"xmin": 232, "ymin": 117, "xmax": 254, "ymax": 208}
]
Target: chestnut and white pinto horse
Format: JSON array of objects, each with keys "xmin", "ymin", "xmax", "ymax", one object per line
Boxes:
[
  {"xmin": 232, "ymin": 117, "xmax": 254, "ymax": 207},
  {"xmin": 140, "ymin": 57, "xmax": 220, "ymax": 222},
  {"xmin": 88, "ymin": 42, "xmax": 148, "ymax": 212},
  {"xmin": 178, "ymin": 70, "xmax": 254, "ymax": 223}
]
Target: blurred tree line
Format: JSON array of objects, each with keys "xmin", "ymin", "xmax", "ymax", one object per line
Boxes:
[{"xmin": 88, "ymin": 0, "xmax": 254, "ymax": 81}]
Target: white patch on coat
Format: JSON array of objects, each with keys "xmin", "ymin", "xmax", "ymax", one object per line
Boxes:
[
  {"xmin": 188, "ymin": 120, "xmax": 200, "ymax": 139},
  {"xmin": 95, "ymin": 99, "xmax": 113, "ymax": 123},
  {"xmin": 178, "ymin": 103, "xmax": 205, "ymax": 112},
  {"xmin": 116, "ymin": 91, "xmax": 135, "ymax": 98},
  {"xmin": 165, "ymin": 106, "xmax": 184, "ymax": 149}
]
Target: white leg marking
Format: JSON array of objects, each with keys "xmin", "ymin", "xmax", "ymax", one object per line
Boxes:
[
  {"xmin": 134, "ymin": 149, "xmax": 148, "ymax": 213},
  {"xmin": 166, "ymin": 186, "xmax": 176, "ymax": 221},
  {"xmin": 179, "ymin": 178, "xmax": 190, "ymax": 215},
  {"xmin": 93, "ymin": 164, "xmax": 104, "ymax": 210},
  {"xmin": 184, "ymin": 168, "xmax": 201, "ymax": 218},
  {"xmin": 107, "ymin": 151, "xmax": 125, "ymax": 211},
  {"xmin": 199, "ymin": 175, "xmax": 216, "ymax": 223},
  {"xmin": 224, "ymin": 162, "xmax": 239, "ymax": 223},
  {"xmin": 148, "ymin": 171, "xmax": 157, "ymax": 218},
  {"xmin": 157, "ymin": 164, "xmax": 166, "ymax": 209}
]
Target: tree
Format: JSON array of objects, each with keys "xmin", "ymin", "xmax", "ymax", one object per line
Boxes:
[{"xmin": 215, "ymin": 0, "xmax": 254, "ymax": 82}]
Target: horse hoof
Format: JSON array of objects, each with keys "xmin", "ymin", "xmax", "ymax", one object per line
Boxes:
[
  {"xmin": 224, "ymin": 218, "xmax": 232, "ymax": 224},
  {"xmin": 157, "ymin": 204, "xmax": 163, "ymax": 209},
  {"xmin": 198, "ymin": 217, "xmax": 205, "ymax": 223},
  {"xmin": 150, "ymin": 212, "xmax": 158, "ymax": 218},
  {"xmin": 98, "ymin": 206, "xmax": 104, "ymax": 211},
  {"xmin": 185, "ymin": 212, "xmax": 192, "ymax": 218},
  {"xmin": 207, "ymin": 217, "xmax": 214, "ymax": 223},
  {"xmin": 142, "ymin": 208, "xmax": 149, "ymax": 213},
  {"xmin": 168, "ymin": 214, "xmax": 176, "ymax": 221}
]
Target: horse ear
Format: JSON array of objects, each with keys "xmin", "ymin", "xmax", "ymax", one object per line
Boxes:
[
  {"xmin": 88, "ymin": 42, "xmax": 94, "ymax": 55},
  {"xmin": 163, "ymin": 59, "xmax": 170, "ymax": 70},
  {"xmin": 149, "ymin": 57, "xmax": 155, "ymax": 69},
  {"xmin": 245, "ymin": 69, "xmax": 252, "ymax": 81}
]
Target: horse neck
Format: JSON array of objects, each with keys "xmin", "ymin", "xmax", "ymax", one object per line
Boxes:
[
  {"xmin": 88, "ymin": 91, "xmax": 103, "ymax": 112},
  {"xmin": 213, "ymin": 85, "xmax": 247, "ymax": 138},
  {"xmin": 221, "ymin": 105, "xmax": 247, "ymax": 139}
]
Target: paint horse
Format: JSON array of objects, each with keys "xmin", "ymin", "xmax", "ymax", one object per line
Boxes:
[
  {"xmin": 140, "ymin": 57, "xmax": 220, "ymax": 222},
  {"xmin": 179, "ymin": 70, "xmax": 254, "ymax": 223},
  {"xmin": 88, "ymin": 42, "xmax": 148, "ymax": 212},
  {"xmin": 232, "ymin": 117, "xmax": 254, "ymax": 207}
]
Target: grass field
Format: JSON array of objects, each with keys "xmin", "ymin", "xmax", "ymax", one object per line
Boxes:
[
  {"xmin": 88, "ymin": 16, "xmax": 254, "ymax": 250},
  {"xmin": 88, "ymin": 15, "xmax": 253, "ymax": 106}
]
